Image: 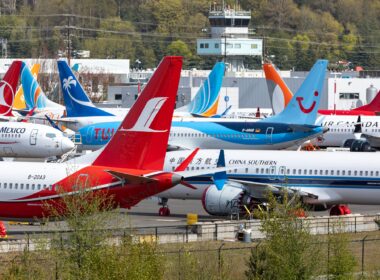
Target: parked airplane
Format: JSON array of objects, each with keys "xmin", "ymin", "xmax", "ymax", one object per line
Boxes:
[
  {"xmin": 75, "ymin": 60, "xmax": 328, "ymax": 151},
  {"xmin": 318, "ymin": 90, "xmax": 380, "ymax": 116},
  {"xmin": 0, "ymin": 57, "xmax": 216, "ymax": 220},
  {"xmin": 0, "ymin": 122, "xmax": 74, "ymax": 158},
  {"xmin": 265, "ymin": 61, "xmax": 380, "ymax": 116},
  {"xmin": 0, "ymin": 61, "xmax": 74, "ymax": 158},
  {"xmin": 314, "ymin": 114, "xmax": 380, "ymax": 149},
  {"xmin": 161, "ymin": 148, "xmax": 380, "ymax": 216}
]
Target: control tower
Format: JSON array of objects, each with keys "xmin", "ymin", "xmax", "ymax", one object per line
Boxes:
[{"xmin": 197, "ymin": 3, "xmax": 263, "ymax": 71}]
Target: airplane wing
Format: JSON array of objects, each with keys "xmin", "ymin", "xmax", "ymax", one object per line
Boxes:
[
  {"xmin": 105, "ymin": 170, "xmax": 158, "ymax": 184},
  {"xmin": 360, "ymin": 134, "xmax": 380, "ymax": 147},
  {"xmin": 229, "ymin": 178, "xmax": 318, "ymax": 200}
]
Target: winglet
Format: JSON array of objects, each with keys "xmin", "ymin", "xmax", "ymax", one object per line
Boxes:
[
  {"xmin": 175, "ymin": 148, "xmax": 200, "ymax": 172},
  {"xmin": 213, "ymin": 150, "xmax": 227, "ymax": 191}
]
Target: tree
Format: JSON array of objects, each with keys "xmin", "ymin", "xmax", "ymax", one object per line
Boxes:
[{"xmin": 246, "ymin": 192, "xmax": 321, "ymax": 280}]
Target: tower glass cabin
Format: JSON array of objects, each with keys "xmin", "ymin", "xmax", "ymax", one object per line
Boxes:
[{"xmin": 197, "ymin": 4, "xmax": 263, "ymax": 71}]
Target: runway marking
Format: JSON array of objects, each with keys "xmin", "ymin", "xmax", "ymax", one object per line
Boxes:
[{"xmin": 155, "ymin": 219, "xmax": 182, "ymax": 222}]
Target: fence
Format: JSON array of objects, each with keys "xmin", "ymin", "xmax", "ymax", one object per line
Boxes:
[{"xmin": 0, "ymin": 236, "xmax": 380, "ymax": 279}]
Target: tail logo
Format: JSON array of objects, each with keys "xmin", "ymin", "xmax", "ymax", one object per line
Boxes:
[
  {"xmin": 62, "ymin": 76, "xmax": 94, "ymax": 108},
  {"xmin": 0, "ymin": 81, "xmax": 14, "ymax": 115},
  {"xmin": 121, "ymin": 97, "xmax": 168, "ymax": 133},
  {"xmin": 296, "ymin": 91, "xmax": 318, "ymax": 114}
]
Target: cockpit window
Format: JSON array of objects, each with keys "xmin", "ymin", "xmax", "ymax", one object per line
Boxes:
[{"xmin": 46, "ymin": 133, "xmax": 56, "ymax": 138}]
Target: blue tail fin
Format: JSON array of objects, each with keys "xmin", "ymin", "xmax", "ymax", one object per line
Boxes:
[
  {"xmin": 187, "ymin": 62, "xmax": 225, "ymax": 117},
  {"xmin": 21, "ymin": 63, "xmax": 49, "ymax": 110},
  {"xmin": 262, "ymin": 59, "xmax": 328, "ymax": 125},
  {"xmin": 57, "ymin": 60, "xmax": 114, "ymax": 117}
]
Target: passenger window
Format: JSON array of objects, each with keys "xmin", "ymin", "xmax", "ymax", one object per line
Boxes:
[
  {"xmin": 256, "ymin": 168, "xmax": 259, "ymax": 173},
  {"xmin": 37, "ymin": 184, "xmax": 41, "ymax": 190},
  {"xmin": 370, "ymin": 171, "xmax": 374, "ymax": 176},
  {"xmin": 298, "ymin": 169, "xmax": 301, "ymax": 175},
  {"xmin": 376, "ymin": 171, "xmax": 379, "ymax": 176},
  {"xmin": 15, "ymin": 183, "xmax": 18, "ymax": 189},
  {"xmin": 26, "ymin": 184, "xmax": 29, "ymax": 190},
  {"xmin": 331, "ymin": 170, "xmax": 334, "ymax": 175},
  {"xmin": 342, "ymin": 170, "xmax": 345, "ymax": 176},
  {"xmin": 365, "ymin": 171, "xmax": 368, "ymax": 176},
  {"xmin": 32, "ymin": 184, "xmax": 35, "ymax": 190},
  {"xmin": 337, "ymin": 170, "xmax": 340, "ymax": 176},
  {"xmin": 359, "ymin": 171, "xmax": 363, "ymax": 176},
  {"xmin": 293, "ymin": 169, "xmax": 296, "ymax": 174},
  {"xmin": 319, "ymin": 170, "xmax": 323, "ymax": 175},
  {"xmin": 314, "ymin": 170, "xmax": 317, "ymax": 175},
  {"xmin": 348, "ymin": 170, "xmax": 351, "ymax": 176},
  {"xmin": 325, "ymin": 170, "xmax": 328, "ymax": 175},
  {"xmin": 261, "ymin": 168, "xmax": 265, "ymax": 174},
  {"xmin": 4, "ymin": 183, "xmax": 7, "ymax": 189},
  {"xmin": 354, "ymin": 171, "xmax": 357, "ymax": 176},
  {"xmin": 245, "ymin": 168, "xmax": 248, "ymax": 173},
  {"xmin": 304, "ymin": 169, "xmax": 307, "ymax": 175},
  {"xmin": 266, "ymin": 168, "xmax": 269, "ymax": 174},
  {"xmin": 20, "ymin": 183, "xmax": 23, "ymax": 190},
  {"xmin": 309, "ymin": 170, "xmax": 312, "ymax": 175},
  {"xmin": 9, "ymin": 183, "xmax": 12, "ymax": 189}
]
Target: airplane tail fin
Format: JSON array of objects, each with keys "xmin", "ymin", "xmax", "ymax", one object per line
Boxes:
[
  {"xmin": 57, "ymin": 60, "xmax": 114, "ymax": 117},
  {"xmin": 14, "ymin": 64, "xmax": 40, "ymax": 110},
  {"xmin": 0, "ymin": 61, "xmax": 22, "ymax": 117},
  {"xmin": 354, "ymin": 90, "xmax": 380, "ymax": 112},
  {"xmin": 180, "ymin": 62, "xmax": 224, "ymax": 117},
  {"xmin": 263, "ymin": 63, "xmax": 293, "ymax": 115},
  {"xmin": 93, "ymin": 56, "xmax": 183, "ymax": 170},
  {"xmin": 263, "ymin": 60, "xmax": 328, "ymax": 125},
  {"xmin": 21, "ymin": 63, "xmax": 62, "ymax": 110}
]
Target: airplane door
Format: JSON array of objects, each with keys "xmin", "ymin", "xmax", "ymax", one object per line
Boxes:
[
  {"xmin": 269, "ymin": 166, "xmax": 276, "ymax": 180},
  {"xmin": 30, "ymin": 129, "xmax": 38, "ymax": 145},
  {"xmin": 266, "ymin": 127, "xmax": 274, "ymax": 144},
  {"xmin": 278, "ymin": 166, "xmax": 287, "ymax": 184}
]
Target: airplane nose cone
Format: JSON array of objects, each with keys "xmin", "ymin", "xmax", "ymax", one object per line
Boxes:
[{"xmin": 61, "ymin": 137, "xmax": 75, "ymax": 154}]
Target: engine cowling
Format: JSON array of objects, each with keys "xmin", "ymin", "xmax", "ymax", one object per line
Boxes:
[
  {"xmin": 202, "ymin": 182, "xmax": 247, "ymax": 216},
  {"xmin": 343, "ymin": 139, "xmax": 372, "ymax": 152}
]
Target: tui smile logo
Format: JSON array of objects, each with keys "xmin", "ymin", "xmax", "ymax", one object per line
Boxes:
[{"xmin": 296, "ymin": 91, "xmax": 318, "ymax": 114}]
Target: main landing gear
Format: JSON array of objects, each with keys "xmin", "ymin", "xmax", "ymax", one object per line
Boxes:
[
  {"xmin": 329, "ymin": 204, "xmax": 351, "ymax": 216},
  {"xmin": 158, "ymin": 198, "xmax": 171, "ymax": 216}
]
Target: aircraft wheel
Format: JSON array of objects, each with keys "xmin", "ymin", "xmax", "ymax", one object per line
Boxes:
[
  {"xmin": 159, "ymin": 207, "xmax": 171, "ymax": 216},
  {"xmin": 330, "ymin": 204, "xmax": 351, "ymax": 216}
]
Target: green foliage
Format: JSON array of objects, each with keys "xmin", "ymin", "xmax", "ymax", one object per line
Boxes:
[
  {"xmin": 246, "ymin": 192, "xmax": 321, "ymax": 280},
  {"xmin": 327, "ymin": 226, "xmax": 357, "ymax": 280},
  {"xmin": 3, "ymin": 189, "xmax": 164, "ymax": 280},
  {"xmin": 1, "ymin": 0, "xmax": 380, "ymax": 69}
]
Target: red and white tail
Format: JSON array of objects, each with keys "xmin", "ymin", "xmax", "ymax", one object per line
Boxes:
[
  {"xmin": 354, "ymin": 90, "xmax": 380, "ymax": 112},
  {"xmin": 93, "ymin": 56, "xmax": 182, "ymax": 170},
  {"xmin": 0, "ymin": 61, "xmax": 22, "ymax": 117}
]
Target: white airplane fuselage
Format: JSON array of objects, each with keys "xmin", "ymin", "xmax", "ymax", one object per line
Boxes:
[
  {"xmin": 160, "ymin": 149, "xmax": 380, "ymax": 206},
  {"xmin": 315, "ymin": 115, "xmax": 380, "ymax": 147},
  {"xmin": 0, "ymin": 122, "xmax": 74, "ymax": 157}
]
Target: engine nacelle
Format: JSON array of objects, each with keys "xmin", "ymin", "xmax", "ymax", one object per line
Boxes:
[
  {"xmin": 343, "ymin": 139, "xmax": 372, "ymax": 152},
  {"xmin": 202, "ymin": 182, "xmax": 246, "ymax": 216}
]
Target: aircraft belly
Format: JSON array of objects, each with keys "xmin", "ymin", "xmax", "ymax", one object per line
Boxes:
[{"xmin": 157, "ymin": 183, "xmax": 207, "ymax": 199}]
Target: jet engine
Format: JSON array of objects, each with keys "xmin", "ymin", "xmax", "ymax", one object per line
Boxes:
[
  {"xmin": 343, "ymin": 139, "xmax": 372, "ymax": 152},
  {"xmin": 202, "ymin": 182, "xmax": 252, "ymax": 216}
]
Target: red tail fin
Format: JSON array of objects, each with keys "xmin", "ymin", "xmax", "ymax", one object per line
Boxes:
[
  {"xmin": 0, "ymin": 61, "xmax": 22, "ymax": 117},
  {"xmin": 354, "ymin": 90, "xmax": 380, "ymax": 112},
  {"xmin": 93, "ymin": 56, "xmax": 182, "ymax": 170}
]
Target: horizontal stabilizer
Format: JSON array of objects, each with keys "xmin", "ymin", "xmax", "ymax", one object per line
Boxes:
[{"xmin": 105, "ymin": 170, "xmax": 158, "ymax": 184}]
